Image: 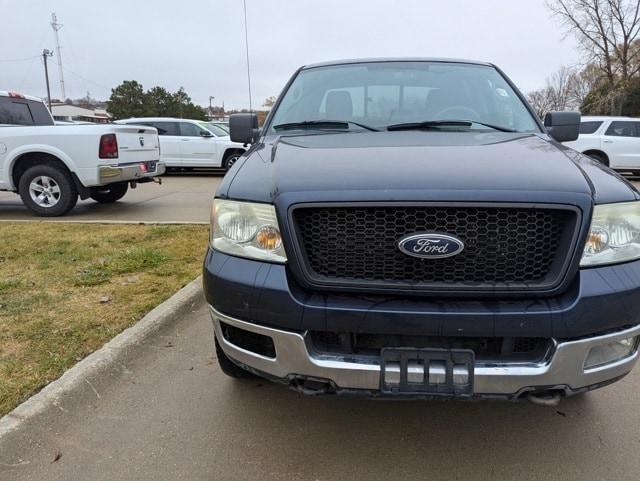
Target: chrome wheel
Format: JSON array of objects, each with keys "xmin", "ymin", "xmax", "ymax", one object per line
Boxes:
[
  {"xmin": 226, "ymin": 154, "xmax": 240, "ymax": 170},
  {"xmin": 29, "ymin": 176, "xmax": 61, "ymax": 208}
]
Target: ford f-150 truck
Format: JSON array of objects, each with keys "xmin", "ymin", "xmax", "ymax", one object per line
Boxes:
[
  {"xmin": 0, "ymin": 91, "xmax": 164, "ymax": 216},
  {"xmin": 203, "ymin": 58, "xmax": 640, "ymax": 404}
]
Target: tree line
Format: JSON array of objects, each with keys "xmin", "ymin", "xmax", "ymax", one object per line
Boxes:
[
  {"xmin": 529, "ymin": 0, "xmax": 640, "ymax": 118},
  {"xmin": 106, "ymin": 81, "xmax": 208, "ymax": 120}
]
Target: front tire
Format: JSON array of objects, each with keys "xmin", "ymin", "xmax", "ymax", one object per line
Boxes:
[
  {"xmin": 223, "ymin": 152, "xmax": 242, "ymax": 171},
  {"xmin": 90, "ymin": 182, "xmax": 129, "ymax": 204},
  {"xmin": 215, "ymin": 336, "xmax": 256, "ymax": 379},
  {"xmin": 18, "ymin": 164, "xmax": 78, "ymax": 217}
]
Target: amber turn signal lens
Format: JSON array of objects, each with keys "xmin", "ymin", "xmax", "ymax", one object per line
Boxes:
[
  {"xmin": 255, "ymin": 226, "xmax": 282, "ymax": 250},
  {"xmin": 584, "ymin": 228, "xmax": 609, "ymax": 255}
]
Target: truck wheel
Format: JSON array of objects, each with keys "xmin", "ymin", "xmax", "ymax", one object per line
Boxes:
[
  {"xmin": 90, "ymin": 182, "xmax": 129, "ymax": 203},
  {"xmin": 18, "ymin": 164, "xmax": 78, "ymax": 217},
  {"xmin": 223, "ymin": 152, "xmax": 242, "ymax": 171},
  {"xmin": 215, "ymin": 336, "xmax": 256, "ymax": 379}
]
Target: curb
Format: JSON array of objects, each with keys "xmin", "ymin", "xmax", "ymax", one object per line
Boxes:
[{"xmin": 0, "ymin": 276, "xmax": 204, "ymax": 439}]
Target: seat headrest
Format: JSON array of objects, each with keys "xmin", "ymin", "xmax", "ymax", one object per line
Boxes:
[{"xmin": 325, "ymin": 90, "xmax": 353, "ymax": 120}]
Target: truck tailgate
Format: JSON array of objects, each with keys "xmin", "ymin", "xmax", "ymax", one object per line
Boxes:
[{"xmin": 112, "ymin": 126, "xmax": 160, "ymax": 163}]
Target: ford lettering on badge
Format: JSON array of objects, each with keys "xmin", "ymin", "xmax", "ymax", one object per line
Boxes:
[{"xmin": 398, "ymin": 233, "xmax": 465, "ymax": 259}]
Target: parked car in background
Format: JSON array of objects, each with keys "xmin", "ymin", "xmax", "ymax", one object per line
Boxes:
[
  {"xmin": 0, "ymin": 91, "xmax": 164, "ymax": 216},
  {"xmin": 117, "ymin": 117, "xmax": 245, "ymax": 171},
  {"xmin": 565, "ymin": 116, "xmax": 640, "ymax": 176}
]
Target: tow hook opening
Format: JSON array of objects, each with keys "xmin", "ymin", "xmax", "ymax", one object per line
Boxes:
[
  {"xmin": 289, "ymin": 376, "xmax": 337, "ymax": 395},
  {"xmin": 524, "ymin": 389, "xmax": 564, "ymax": 407}
]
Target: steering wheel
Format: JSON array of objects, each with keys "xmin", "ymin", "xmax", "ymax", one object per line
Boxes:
[{"xmin": 433, "ymin": 106, "xmax": 480, "ymax": 121}]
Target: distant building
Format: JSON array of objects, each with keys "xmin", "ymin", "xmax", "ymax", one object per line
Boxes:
[{"xmin": 51, "ymin": 103, "xmax": 111, "ymax": 123}]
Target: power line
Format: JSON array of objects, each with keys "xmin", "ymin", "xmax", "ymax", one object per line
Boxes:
[
  {"xmin": 49, "ymin": 59, "xmax": 111, "ymax": 91},
  {"xmin": 0, "ymin": 55, "xmax": 40, "ymax": 63}
]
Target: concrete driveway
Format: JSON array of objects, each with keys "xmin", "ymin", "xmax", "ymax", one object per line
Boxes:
[
  {"xmin": 0, "ymin": 173, "xmax": 223, "ymax": 224},
  {"xmin": 2, "ymin": 297, "xmax": 640, "ymax": 481}
]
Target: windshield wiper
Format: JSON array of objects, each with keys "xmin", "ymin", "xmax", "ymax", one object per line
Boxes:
[
  {"xmin": 273, "ymin": 120, "xmax": 380, "ymax": 132},
  {"xmin": 386, "ymin": 120, "xmax": 517, "ymax": 133}
]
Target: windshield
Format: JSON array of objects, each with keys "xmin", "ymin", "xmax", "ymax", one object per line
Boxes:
[
  {"xmin": 268, "ymin": 61, "xmax": 539, "ymax": 134},
  {"xmin": 200, "ymin": 123, "xmax": 229, "ymax": 136},
  {"xmin": 209, "ymin": 122, "xmax": 229, "ymax": 134}
]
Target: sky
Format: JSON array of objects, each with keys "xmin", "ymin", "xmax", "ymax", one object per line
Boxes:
[{"xmin": 0, "ymin": 0, "xmax": 581, "ymax": 110}]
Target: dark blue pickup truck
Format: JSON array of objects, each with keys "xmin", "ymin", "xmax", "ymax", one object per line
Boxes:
[{"xmin": 203, "ymin": 58, "xmax": 640, "ymax": 404}]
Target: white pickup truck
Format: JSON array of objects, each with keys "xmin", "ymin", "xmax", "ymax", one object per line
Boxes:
[{"xmin": 0, "ymin": 91, "xmax": 165, "ymax": 216}]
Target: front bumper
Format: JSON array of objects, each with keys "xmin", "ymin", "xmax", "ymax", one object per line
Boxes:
[
  {"xmin": 210, "ymin": 304, "xmax": 640, "ymax": 398},
  {"xmin": 98, "ymin": 161, "xmax": 165, "ymax": 184}
]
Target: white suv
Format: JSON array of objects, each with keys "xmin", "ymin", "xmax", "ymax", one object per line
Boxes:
[
  {"xmin": 117, "ymin": 117, "xmax": 245, "ymax": 170},
  {"xmin": 565, "ymin": 116, "xmax": 640, "ymax": 175}
]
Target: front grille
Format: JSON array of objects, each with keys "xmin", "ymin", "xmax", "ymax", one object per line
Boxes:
[{"xmin": 291, "ymin": 204, "xmax": 579, "ymax": 292}]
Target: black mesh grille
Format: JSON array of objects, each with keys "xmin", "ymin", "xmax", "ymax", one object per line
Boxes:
[{"xmin": 291, "ymin": 205, "xmax": 578, "ymax": 291}]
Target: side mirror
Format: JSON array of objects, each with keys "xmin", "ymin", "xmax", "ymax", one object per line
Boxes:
[
  {"xmin": 200, "ymin": 130, "xmax": 214, "ymax": 138},
  {"xmin": 544, "ymin": 111, "xmax": 581, "ymax": 142},
  {"xmin": 230, "ymin": 113, "xmax": 259, "ymax": 144}
]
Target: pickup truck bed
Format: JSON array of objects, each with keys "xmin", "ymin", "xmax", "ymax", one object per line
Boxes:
[{"xmin": 0, "ymin": 91, "xmax": 164, "ymax": 216}]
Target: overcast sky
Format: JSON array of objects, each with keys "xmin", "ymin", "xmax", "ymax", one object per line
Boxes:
[{"xmin": 0, "ymin": 0, "xmax": 580, "ymax": 109}]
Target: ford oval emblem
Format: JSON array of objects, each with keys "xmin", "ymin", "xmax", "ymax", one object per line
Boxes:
[{"xmin": 398, "ymin": 233, "xmax": 465, "ymax": 259}]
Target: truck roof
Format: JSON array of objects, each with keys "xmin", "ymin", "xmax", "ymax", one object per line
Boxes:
[
  {"xmin": 302, "ymin": 57, "xmax": 493, "ymax": 70},
  {"xmin": 0, "ymin": 91, "xmax": 44, "ymax": 102}
]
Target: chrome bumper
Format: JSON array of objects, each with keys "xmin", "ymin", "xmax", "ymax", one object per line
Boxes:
[
  {"xmin": 210, "ymin": 305, "xmax": 640, "ymax": 397},
  {"xmin": 98, "ymin": 162, "xmax": 165, "ymax": 184}
]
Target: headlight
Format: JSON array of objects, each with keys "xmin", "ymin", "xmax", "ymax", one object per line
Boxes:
[
  {"xmin": 581, "ymin": 201, "xmax": 640, "ymax": 267},
  {"xmin": 210, "ymin": 199, "xmax": 287, "ymax": 263}
]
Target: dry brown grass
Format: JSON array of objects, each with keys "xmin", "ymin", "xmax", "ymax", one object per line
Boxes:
[{"xmin": 0, "ymin": 222, "xmax": 208, "ymax": 416}]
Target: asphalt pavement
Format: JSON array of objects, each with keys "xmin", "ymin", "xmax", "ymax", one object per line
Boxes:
[
  {"xmin": 0, "ymin": 172, "xmax": 222, "ymax": 224},
  {"xmin": 2, "ymin": 298, "xmax": 640, "ymax": 481}
]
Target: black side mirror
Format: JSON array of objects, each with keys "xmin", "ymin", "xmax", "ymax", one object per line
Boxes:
[
  {"xmin": 200, "ymin": 130, "xmax": 214, "ymax": 138},
  {"xmin": 230, "ymin": 113, "xmax": 259, "ymax": 144},
  {"xmin": 544, "ymin": 111, "xmax": 581, "ymax": 142}
]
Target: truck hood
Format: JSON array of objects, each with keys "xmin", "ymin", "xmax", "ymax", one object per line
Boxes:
[{"xmin": 224, "ymin": 131, "xmax": 639, "ymax": 206}]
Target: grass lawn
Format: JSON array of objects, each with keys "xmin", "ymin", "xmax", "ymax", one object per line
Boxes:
[{"xmin": 0, "ymin": 222, "xmax": 208, "ymax": 416}]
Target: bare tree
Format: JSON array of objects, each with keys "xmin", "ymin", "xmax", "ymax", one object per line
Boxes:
[
  {"xmin": 547, "ymin": 0, "xmax": 640, "ymax": 112},
  {"xmin": 263, "ymin": 96, "xmax": 277, "ymax": 108},
  {"xmin": 528, "ymin": 87, "xmax": 557, "ymax": 119},
  {"xmin": 568, "ymin": 63, "xmax": 604, "ymax": 105},
  {"xmin": 528, "ymin": 66, "xmax": 582, "ymax": 117},
  {"xmin": 550, "ymin": 66, "xmax": 578, "ymax": 108},
  {"xmin": 548, "ymin": 0, "xmax": 640, "ymax": 81}
]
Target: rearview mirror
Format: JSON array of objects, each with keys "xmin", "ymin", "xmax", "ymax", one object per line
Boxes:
[
  {"xmin": 544, "ymin": 111, "xmax": 581, "ymax": 143},
  {"xmin": 200, "ymin": 130, "xmax": 214, "ymax": 138},
  {"xmin": 230, "ymin": 113, "xmax": 259, "ymax": 144}
]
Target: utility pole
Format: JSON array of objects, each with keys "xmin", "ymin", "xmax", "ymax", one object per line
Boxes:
[
  {"xmin": 42, "ymin": 49, "xmax": 53, "ymax": 111},
  {"xmin": 51, "ymin": 13, "xmax": 66, "ymax": 100},
  {"xmin": 209, "ymin": 96, "xmax": 215, "ymax": 119}
]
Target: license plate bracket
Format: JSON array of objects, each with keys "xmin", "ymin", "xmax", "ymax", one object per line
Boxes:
[{"xmin": 380, "ymin": 348, "xmax": 475, "ymax": 397}]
